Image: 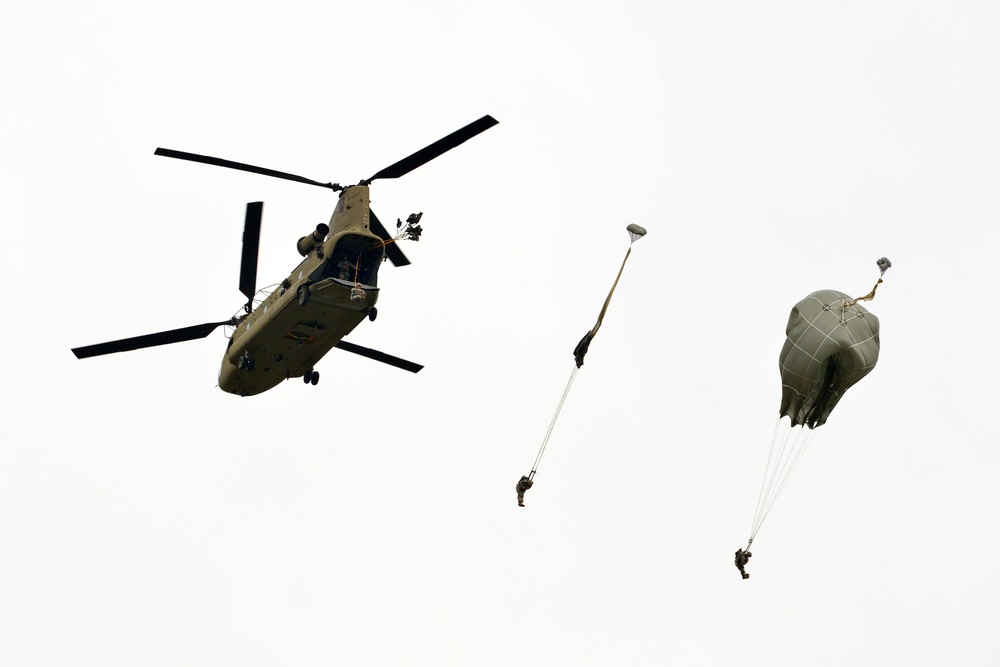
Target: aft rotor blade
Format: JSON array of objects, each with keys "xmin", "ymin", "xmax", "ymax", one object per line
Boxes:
[
  {"xmin": 239, "ymin": 202, "xmax": 263, "ymax": 304},
  {"xmin": 369, "ymin": 209, "xmax": 410, "ymax": 267},
  {"xmin": 72, "ymin": 321, "xmax": 232, "ymax": 359},
  {"xmin": 334, "ymin": 340, "xmax": 423, "ymax": 373},
  {"xmin": 154, "ymin": 148, "xmax": 340, "ymax": 190},
  {"xmin": 366, "ymin": 115, "xmax": 498, "ymax": 183}
]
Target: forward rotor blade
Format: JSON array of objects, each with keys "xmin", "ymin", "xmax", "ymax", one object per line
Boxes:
[
  {"xmin": 239, "ymin": 202, "xmax": 263, "ymax": 304},
  {"xmin": 369, "ymin": 209, "xmax": 410, "ymax": 267},
  {"xmin": 72, "ymin": 321, "xmax": 232, "ymax": 359},
  {"xmin": 155, "ymin": 148, "xmax": 340, "ymax": 190},
  {"xmin": 334, "ymin": 340, "xmax": 423, "ymax": 373},
  {"xmin": 366, "ymin": 115, "xmax": 498, "ymax": 183}
]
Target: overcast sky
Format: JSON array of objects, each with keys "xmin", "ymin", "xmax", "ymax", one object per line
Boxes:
[{"xmin": 3, "ymin": 1, "xmax": 999, "ymax": 665}]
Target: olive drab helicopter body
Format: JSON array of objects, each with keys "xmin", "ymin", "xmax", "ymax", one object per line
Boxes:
[
  {"xmin": 219, "ymin": 185, "xmax": 396, "ymax": 396},
  {"xmin": 72, "ymin": 116, "xmax": 498, "ymax": 396}
]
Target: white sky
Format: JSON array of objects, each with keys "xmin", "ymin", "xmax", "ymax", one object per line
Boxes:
[{"xmin": 3, "ymin": 1, "xmax": 999, "ymax": 665}]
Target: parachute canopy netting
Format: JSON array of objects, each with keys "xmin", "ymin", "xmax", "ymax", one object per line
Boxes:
[
  {"xmin": 518, "ymin": 224, "xmax": 647, "ymax": 506},
  {"xmin": 744, "ymin": 258, "xmax": 890, "ymax": 558},
  {"xmin": 778, "ymin": 290, "xmax": 881, "ymax": 429}
]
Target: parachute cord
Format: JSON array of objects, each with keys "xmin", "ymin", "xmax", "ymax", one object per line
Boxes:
[
  {"xmin": 749, "ymin": 418, "xmax": 815, "ymax": 542},
  {"xmin": 757, "ymin": 428, "xmax": 814, "ymax": 530},
  {"xmin": 749, "ymin": 418, "xmax": 786, "ymax": 540},
  {"xmin": 751, "ymin": 423, "xmax": 793, "ymax": 540},
  {"xmin": 762, "ymin": 427, "xmax": 803, "ymax": 521},
  {"xmin": 751, "ymin": 419, "xmax": 793, "ymax": 539},
  {"xmin": 529, "ymin": 365, "xmax": 580, "ymax": 481}
]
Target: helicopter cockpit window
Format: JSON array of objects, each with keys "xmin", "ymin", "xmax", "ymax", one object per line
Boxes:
[{"xmin": 323, "ymin": 234, "xmax": 385, "ymax": 287}]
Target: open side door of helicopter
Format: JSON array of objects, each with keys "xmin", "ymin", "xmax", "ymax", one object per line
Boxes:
[{"xmin": 72, "ymin": 115, "xmax": 498, "ymax": 395}]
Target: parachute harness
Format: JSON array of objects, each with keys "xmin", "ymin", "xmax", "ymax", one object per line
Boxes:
[{"xmin": 522, "ymin": 224, "xmax": 647, "ymax": 490}]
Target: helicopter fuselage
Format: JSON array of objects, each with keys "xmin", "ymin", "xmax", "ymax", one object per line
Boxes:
[{"xmin": 218, "ymin": 185, "xmax": 384, "ymax": 396}]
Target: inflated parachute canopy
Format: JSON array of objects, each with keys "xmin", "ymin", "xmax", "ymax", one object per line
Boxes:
[{"xmin": 778, "ymin": 290, "xmax": 880, "ymax": 429}]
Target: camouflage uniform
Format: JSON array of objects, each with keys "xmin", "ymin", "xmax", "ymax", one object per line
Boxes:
[
  {"xmin": 734, "ymin": 549, "xmax": 752, "ymax": 579},
  {"xmin": 516, "ymin": 476, "xmax": 533, "ymax": 507}
]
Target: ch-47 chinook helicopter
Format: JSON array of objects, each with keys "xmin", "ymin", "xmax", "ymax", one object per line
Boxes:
[{"xmin": 72, "ymin": 115, "xmax": 498, "ymax": 396}]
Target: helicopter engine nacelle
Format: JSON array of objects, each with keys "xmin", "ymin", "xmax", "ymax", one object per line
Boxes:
[{"xmin": 297, "ymin": 223, "xmax": 330, "ymax": 257}]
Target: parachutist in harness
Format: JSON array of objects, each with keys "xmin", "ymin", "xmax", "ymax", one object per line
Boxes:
[
  {"xmin": 519, "ymin": 224, "xmax": 647, "ymax": 508},
  {"xmin": 515, "ymin": 475, "xmax": 534, "ymax": 507},
  {"xmin": 734, "ymin": 548, "xmax": 752, "ymax": 579},
  {"xmin": 739, "ymin": 258, "xmax": 891, "ymax": 573}
]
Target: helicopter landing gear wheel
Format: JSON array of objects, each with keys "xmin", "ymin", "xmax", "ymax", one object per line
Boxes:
[
  {"xmin": 297, "ymin": 284, "xmax": 311, "ymax": 306},
  {"xmin": 368, "ymin": 307, "xmax": 377, "ymax": 322},
  {"xmin": 303, "ymin": 369, "xmax": 319, "ymax": 385},
  {"xmin": 238, "ymin": 354, "xmax": 255, "ymax": 371}
]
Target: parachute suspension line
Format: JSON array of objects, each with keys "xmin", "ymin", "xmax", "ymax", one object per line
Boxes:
[
  {"xmin": 750, "ymin": 419, "xmax": 792, "ymax": 540},
  {"xmin": 749, "ymin": 418, "xmax": 815, "ymax": 542},
  {"xmin": 751, "ymin": 423, "xmax": 815, "ymax": 539},
  {"xmin": 756, "ymin": 426, "xmax": 815, "ymax": 536},
  {"xmin": 749, "ymin": 418, "xmax": 787, "ymax": 541},
  {"xmin": 529, "ymin": 365, "xmax": 580, "ymax": 480},
  {"xmin": 751, "ymin": 422, "xmax": 797, "ymax": 539}
]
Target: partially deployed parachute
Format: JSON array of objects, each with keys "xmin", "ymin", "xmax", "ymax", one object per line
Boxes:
[
  {"xmin": 574, "ymin": 224, "xmax": 648, "ymax": 368},
  {"xmin": 778, "ymin": 290, "xmax": 880, "ymax": 429},
  {"xmin": 516, "ymin": 224, "xmax": 647, "ymax": 508},
  {"xmin": 740, "ymin": 258, "xmax": 891, "ymax": 577}
]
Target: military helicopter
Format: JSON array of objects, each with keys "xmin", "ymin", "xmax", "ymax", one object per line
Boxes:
[{"xmin": 72, "ymin": 115, "xmax": 498, "ymax": 396}]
